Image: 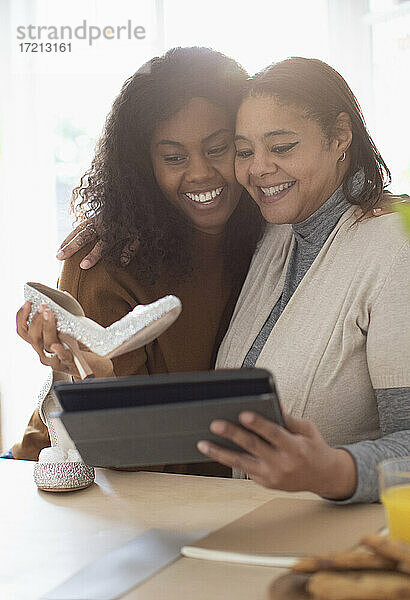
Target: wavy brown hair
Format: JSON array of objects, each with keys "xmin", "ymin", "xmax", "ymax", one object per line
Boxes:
[
  {"xmin": 245, "ymin": 57, "xmax": 391, "ymax": 213},
  {"xmin": 72, "ymin": 47, "xmax": 264, "ymax": 284}
]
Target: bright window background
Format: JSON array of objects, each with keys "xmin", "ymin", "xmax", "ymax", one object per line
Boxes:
[
  {"xmin": 0, "ymin": 0, "xmax": 409, "ymax": 450},
  {"xmin": 368, "ymin": 1, "xmax": 410, "ymax": 191}
]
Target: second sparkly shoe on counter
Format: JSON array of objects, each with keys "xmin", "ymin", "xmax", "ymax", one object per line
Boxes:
[{"xmin": 33, "ymin": 371, "xmax": 96, "ymax": 493}]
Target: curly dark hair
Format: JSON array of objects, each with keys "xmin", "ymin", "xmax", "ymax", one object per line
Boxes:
[
  {"xmin": 72, "ymin": 46, "xmax": 264, "ymax": 284},
  {"xmin": 246, "ymin": 57, "xmax": 391, "ymax": 214}
]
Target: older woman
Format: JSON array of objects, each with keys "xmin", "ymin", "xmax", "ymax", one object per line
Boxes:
[{"xmin": 197, "ymin": 57, "xmax": 410, "ymax": 503}]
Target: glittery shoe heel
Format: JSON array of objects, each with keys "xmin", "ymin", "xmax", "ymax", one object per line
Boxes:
[
  {"xmin": 24, "ymin": 282, "xmax": 182, "ymax": 358},
  {"xmin": 34, "ymin": 447, "xmax": 95, "ymax": 492},
  {"xmin": 34, "ymin": 372, "xmax": 95, "ymax": 493}
]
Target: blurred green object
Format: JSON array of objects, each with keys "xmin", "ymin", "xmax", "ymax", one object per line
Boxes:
[{"xmin": 394, "ymin": 201, "xmax": 410, "ymax": 236}]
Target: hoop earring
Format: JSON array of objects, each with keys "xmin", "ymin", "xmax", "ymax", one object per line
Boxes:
[{"xmin": 339, "ymin": 152, "xmax": 346, "ymax": 162}]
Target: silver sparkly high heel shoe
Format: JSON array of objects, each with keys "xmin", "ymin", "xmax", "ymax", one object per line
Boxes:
[
  {"xmin": 33, "ymin": 371, "xmax": 96, "ymax": 492},
  {"xmin": 26, "ymin": 282, "xmax": 182, "ymax": 492},
  {"xmin": 24, "ymin": 282, "xmax": 182, "ymax": 367}
]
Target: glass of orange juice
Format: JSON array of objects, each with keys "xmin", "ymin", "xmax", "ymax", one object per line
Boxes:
[{"xmin": 378, "ymin": 457, "xmax": 410, "ymax": 544}]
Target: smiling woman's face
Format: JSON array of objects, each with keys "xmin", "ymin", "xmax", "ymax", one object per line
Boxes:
[
  {"xmin": 150, "ymin": 97, "xmax": 242, "ymax": 235},
  {"xmin": 234, "ymin": 95, "xmax": 347, "ymax": 224}
]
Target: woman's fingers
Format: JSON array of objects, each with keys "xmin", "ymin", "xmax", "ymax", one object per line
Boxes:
[
  {"xmin": 201, "ymin": 412, "xmax": 344, "ymax": 495},
  {"xmin": 16, "ymin": 303, "xmax": 80, "ymax": 375},
  {"xmin": 207, "ymin": 413, "xmax": 304, "ymax": 460},
  {"xmin": 210, "ymin": 418, "xmax": 274, "ymax": 460},
  {"xmin": 57, "ymin": 224, "xmax": 140, "ymax": 268},
  {"xmin": 237, "ymin": 411, "xmax": 300, "ymax": 455},
  {"xmin": 196, "ymin": 440, "xmax": 262, "ymax": 475},
  {"xmin": 283, "ymin": 413, "xmax": 316, "ymax": 436},
  {"xmin": 79, "ymin": 239, "xmax": 104, "ymax": 269},
  {"xmin": 199, "ymin": 412, "xmax": 341, "ymax": 494},
  {"xmin": 16, "ymin": 301, "xmax": 32, "ymax": 341},
  {"xmin": 28, "ymin": 310, "xmax": 45, "ymax": 353},
  {"xmin": 57, "ymin": 217, "xmax": 94, "ymax": 249},
  {"xmin": 57, "ymin": 225, "xmax": 82, "ymax": 251},
  {"xmin": 355, "ymin": 195, "xmax": 410, "ymax": 220},
  {"xmin": 50, "ymin": 342, "xmax": 75, "ymax": 365},
  {"xmin": 56, "ymin": 225, "xmax": 97, "ymax": 260},
  {"xmin": 40, "ymin": 307, "xmax": 60, "ymax": 350},
  {"xmin": 17, "ymin": 303, "xmax": 48, "ymax": 361},
  {"xmin": 48, "ymin": 342, "xmax": 79, "ymax": 375},
  {"xmin": 40, "ymin": 311, "xmax": 80, "ymax": 374},
  {"xmin": 27, "ymin": 309, "xmax": 59, "ymax": 369},
  {"xmin": 120, "ymin": 237, "xmax": 140, "ymax": 266},
  {"xmin": 354, "ymin": 205, "xmax": 390, "ymax": 220}
]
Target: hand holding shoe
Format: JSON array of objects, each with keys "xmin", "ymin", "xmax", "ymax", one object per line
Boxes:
[
  {"xmin": 16, "ymin": 301, "xmax": 115, "ymax": 379},
  {"xmin": 16, "ymin": 281, "xmax": 181, "ymax": 493}
]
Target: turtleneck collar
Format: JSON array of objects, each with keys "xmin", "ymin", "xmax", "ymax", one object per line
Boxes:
[{"xmin": 291, "ymin": 171, "xmax": 363, "ymax": 246}]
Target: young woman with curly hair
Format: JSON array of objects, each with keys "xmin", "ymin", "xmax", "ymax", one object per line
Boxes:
[{"xmin": 12, "ymin": 47, "xmax": 264, "ymax": 471}]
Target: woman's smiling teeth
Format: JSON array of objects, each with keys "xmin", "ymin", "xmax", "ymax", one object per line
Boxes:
[
  {"xmin": 184, "ymin": 186, "xmax": 224, "ymax": 203},
  {"xmin": 260, "ymin": 181, "xmax": 296, "ymax": 196}
]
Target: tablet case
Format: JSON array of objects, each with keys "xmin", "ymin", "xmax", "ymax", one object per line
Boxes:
[{"xmin": 53, "ymin": 369, "xmax": 283, "ymax": 468}]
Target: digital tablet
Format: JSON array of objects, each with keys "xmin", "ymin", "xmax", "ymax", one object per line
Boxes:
[{"xmin": 53, "ymin": 368, "xmax": 285, "ymax": 468}]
